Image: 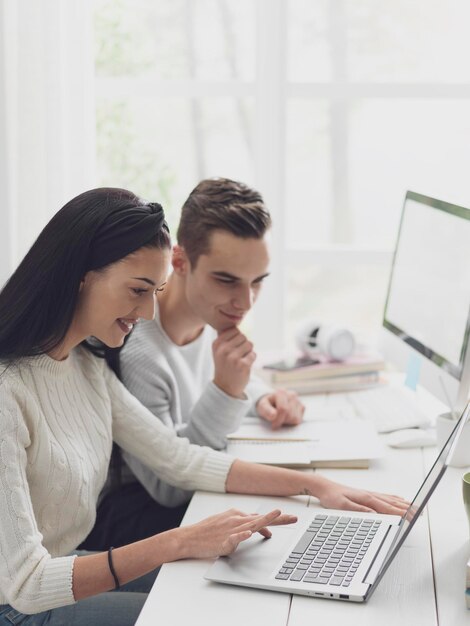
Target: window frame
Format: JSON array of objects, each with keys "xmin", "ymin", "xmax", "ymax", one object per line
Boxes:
[{"xmin": 94, "ymin": 0, "xmax": 470, "ymax": 350}]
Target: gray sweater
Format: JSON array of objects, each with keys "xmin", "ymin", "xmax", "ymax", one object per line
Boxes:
[
  {"xmin": 119, "ymin": 305, "xmax": 271, "ymax": 506},
  {"xmin": 0, "ymin": 348, "xmax": 232, "ymax": 614}
]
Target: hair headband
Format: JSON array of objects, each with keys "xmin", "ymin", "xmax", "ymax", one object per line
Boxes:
[{"xmin": 87, "ymin": 202, "xmax": 168, "ymax": 271}]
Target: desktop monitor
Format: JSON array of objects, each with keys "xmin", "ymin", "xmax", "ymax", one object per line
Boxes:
[{"xmin": 380, "ymin": 191, "xmax": 470, "ymax": 411}]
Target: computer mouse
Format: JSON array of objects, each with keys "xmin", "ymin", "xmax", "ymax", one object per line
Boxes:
[{"xmin": 385, "ymin": 428, "xmax": 437, "ymax": 449}]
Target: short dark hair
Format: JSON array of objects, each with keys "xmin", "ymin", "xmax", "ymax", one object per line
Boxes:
[
  {"xmin": 0, "ymin": 187, "xmax": 170, "ymax": 363},
  {"xmin": 176, "ymin": 178, "xmax": 272, "ymax": 267}
]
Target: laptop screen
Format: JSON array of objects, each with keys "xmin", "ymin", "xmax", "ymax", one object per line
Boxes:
[{"xmin": 369, "ymin": 403, "xmax": 469, "ymax": 594}]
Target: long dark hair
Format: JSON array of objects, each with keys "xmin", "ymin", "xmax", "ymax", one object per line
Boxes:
[
  {"xmin": 0, "ymin": 188, "xmax": 171, "ymax": 487},
  {"xmin": 0, "ymin": 187, "xmax": 170, "ymax": 364}
]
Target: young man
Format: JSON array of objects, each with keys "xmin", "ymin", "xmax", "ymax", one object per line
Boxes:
[{"xmin": 120, "ymin": 178, "xmax": 305, "ymax": 504}]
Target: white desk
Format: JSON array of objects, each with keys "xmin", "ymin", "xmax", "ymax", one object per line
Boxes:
[{"xmin": 136, "ymin": 391, "xmax": 470, "ymax": 626}]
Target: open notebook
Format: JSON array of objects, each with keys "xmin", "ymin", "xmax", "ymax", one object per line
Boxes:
[{"xmin": 226, "ymin": 418, "xmax": 384, "ymax": 469}]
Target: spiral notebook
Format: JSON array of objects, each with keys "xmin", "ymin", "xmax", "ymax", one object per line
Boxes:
[{"xmin": 226, "ymin": 419, "xmax": 383, "ymax": 468}]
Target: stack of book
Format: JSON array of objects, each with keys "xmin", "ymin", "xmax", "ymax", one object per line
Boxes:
[{"xmin": 257, "ymin": 352, "xmax": 385, "ymax": 395}]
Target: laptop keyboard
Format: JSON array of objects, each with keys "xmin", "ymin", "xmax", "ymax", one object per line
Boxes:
[{"xmin": 275, "ymin": 514, "xmax": 381, "ymax": 586}]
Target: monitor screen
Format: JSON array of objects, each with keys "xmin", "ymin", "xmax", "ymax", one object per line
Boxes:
[{"xmin": 383, "ymin": 191, "xmax": 470, "ymax": 382}]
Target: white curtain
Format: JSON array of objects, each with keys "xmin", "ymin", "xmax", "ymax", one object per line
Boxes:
[{"xmin": 0, "ymin": 0, "xmax": 96, "ymax": 285}]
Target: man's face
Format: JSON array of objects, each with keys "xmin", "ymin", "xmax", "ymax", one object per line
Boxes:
[{"xmin": 183, "ymin": 230, "xmax": 270, "ymax": 332}]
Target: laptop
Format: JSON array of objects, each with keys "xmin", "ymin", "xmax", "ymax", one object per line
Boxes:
[{"xmin": 205, "ymin": 403, "xmax": 469, "ymax": 602}]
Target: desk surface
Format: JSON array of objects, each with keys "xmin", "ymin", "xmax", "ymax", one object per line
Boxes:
[{"xmin": 136, "ymin": 388, "xmax": 470, "ymax": 626}]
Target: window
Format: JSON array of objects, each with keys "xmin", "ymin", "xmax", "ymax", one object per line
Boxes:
[
  {"xmin": 94, "ymin": 0, "xmax": 256, "ymax": 233},
  {"xmin": 94, "ymin": 0, "xmax": 470, "ymax": 351}
]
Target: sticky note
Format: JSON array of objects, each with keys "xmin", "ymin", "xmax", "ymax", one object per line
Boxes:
[{"xmin": 405, "ymin": 353, "xmax": 422, "ymax": 391}]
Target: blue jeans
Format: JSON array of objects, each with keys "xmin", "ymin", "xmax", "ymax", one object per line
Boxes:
[{"xmin": 0, "ymin": 554, "xmax": 159, "ymax": 626}]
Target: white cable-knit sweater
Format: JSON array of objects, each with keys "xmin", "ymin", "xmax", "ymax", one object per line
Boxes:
[{"xmin": 0, "ymin": 347, "xmax": 233, "ymax": 614}]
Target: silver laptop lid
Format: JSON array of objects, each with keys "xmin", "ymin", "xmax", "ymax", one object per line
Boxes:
[{"xmin": 368, "ymin": 402, "xmax": 470, "ymax": 596}]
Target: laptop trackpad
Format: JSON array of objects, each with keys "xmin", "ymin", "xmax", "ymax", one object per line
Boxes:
[{"xmin": 206, "ymin": 525, "xmax": 298, "ymax": 583}]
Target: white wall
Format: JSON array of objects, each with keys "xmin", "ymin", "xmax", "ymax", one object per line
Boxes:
[{"xmin": 0, "ymin": 0, "xmax": 96, "ymax": 286}]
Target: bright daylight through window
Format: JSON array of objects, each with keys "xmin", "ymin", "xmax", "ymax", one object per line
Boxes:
[{"xmin": 94, "ymin": 0, "xmax": 470, "ymax": 350}]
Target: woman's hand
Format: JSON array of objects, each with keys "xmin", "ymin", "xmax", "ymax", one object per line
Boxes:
[
  {"xmin": 315, "ymin": 478, "xmax": 409, "ymax": 516},
  {"xmin": 174, "ymin": 508, "xmax": 298, "ymax": 560}
]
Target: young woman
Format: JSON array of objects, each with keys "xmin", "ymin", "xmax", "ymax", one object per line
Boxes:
[{"xmin": 0, "ymin": 188, "xmax": 408, "ymax": 625}]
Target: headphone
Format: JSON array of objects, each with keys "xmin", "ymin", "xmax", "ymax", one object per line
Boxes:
[{"xmin": 295, "ymin": 320, "xmax": 356, "ymax": 361}]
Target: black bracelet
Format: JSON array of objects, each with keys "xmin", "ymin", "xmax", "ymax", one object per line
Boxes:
[{"xmin": 107, "ymin": 547, "xmax": 121, "ymax": 590}]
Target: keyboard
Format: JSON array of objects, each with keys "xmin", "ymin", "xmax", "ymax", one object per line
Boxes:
[
  {"xmin": 348, "ymin": 385, "xmax": 431, "ymax": 433},
  {"xmin": 275, "ymin": 514, "xmax": 382, "ymax": 587}
]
